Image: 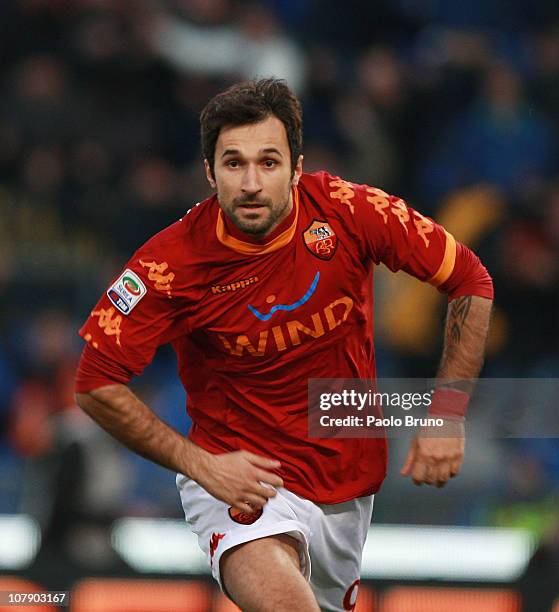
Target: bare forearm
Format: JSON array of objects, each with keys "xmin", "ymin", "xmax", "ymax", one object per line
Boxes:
[
  {"xmin": 437, "ymin": 295, "xmax": 493, "ymax": 386},
  {"xmin": 76, "ymin": 384, "xmax": 284, "ymax": 513},
  {"xmin": 76, "ymin": 384, "xmax": 207, "ymax": 479}
]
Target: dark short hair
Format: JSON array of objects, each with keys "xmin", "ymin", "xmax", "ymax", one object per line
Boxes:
[{"xmin": 200, "ymin": 78, "xmax": 303, "ymax": 177}]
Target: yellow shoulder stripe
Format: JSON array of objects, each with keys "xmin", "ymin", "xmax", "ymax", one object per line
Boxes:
[{"xmin": 428, "ymin": 230, "xmax": 456, "ymax": 287}]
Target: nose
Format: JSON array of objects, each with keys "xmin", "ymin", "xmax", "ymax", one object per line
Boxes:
[{"xmin": 241, "ymin": 164, "xmax": 262, "ymax": 194}]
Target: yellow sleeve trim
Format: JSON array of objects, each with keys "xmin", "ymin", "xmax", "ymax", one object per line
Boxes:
[{"xmin": 428, "ymin": 230, "xmax": 456, "ymax": 287}]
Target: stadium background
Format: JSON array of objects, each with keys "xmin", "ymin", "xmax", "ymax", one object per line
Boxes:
[{"xmin": 0, "ymin": 0, "xmax": 558, "ymax": 610}]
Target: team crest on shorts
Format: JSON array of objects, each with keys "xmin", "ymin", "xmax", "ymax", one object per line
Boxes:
[
  {"xmin": 228, "ymin": 505, "xmax": 263, "ymax": 525},
  {"xmin": 303, "ymin": 220, "xmax": 337, "ymax": 260}
]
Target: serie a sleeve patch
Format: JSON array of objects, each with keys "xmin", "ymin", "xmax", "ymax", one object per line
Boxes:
[{"xmin": 106, "ymin": 269, "xmax": 147, "ymax": 315}]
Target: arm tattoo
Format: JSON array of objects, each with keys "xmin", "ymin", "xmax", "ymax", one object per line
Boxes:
[{"xmin": 448, "ymin": 296, "xmax": 472, "ymax": 344}]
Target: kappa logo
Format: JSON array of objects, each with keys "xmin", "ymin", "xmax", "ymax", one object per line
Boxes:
[
  {"xmin": 228, "ymin": 506, "xmax": 263, "ymax": 525},
  {"xmin": 107, "ymin": 269, "xmax": 147, "ymax": 315},
  {"xmin": 139, "ymin": 259, "xmax": 175, "ymax": 297},
  {"xmin": 212, "ymin": 275, "xmax": 259, "ymax": 295},
  {"xmin": 91, "ymin": 307, "xmax": 123, "ymax": 345},
  {"xmin": 303, "ymin": 220, "xmax": 338, "ymax": 260},
  {"xmin": 329, "ymin": 179, "xmax": 356, "ymax": 214},
  {"xmin": 209, "ymin": 532, "xmax": 226, "ymax": 567}
]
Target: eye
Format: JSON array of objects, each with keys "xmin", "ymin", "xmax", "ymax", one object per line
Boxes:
[
  {"xmin": 264, "ymin": 159, "xmax": 278, "ymax": 168},
  {"xmin": 226, "ymin": 160, "xmax": 240, "ymax": 168}
]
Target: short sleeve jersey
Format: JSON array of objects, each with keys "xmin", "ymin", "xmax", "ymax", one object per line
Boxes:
[{"xmin": 78, "ymin": 172, "xmax": 493, "ymax": 503}]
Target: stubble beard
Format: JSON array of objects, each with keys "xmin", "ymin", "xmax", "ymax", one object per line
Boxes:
[{"xmin": 222, "ymin": 189, "xmax": 291, "ymax": 237}]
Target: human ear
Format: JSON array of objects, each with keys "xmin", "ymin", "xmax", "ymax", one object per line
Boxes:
[{"xmin": 204, "ymin": 159, "xmax": 217, "ymax": 189}]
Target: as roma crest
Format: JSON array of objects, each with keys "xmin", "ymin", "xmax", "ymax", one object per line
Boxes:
[
  {"xmin": 228, "ymin": 506, "xmax": 263, "ymax": 525},
  {"xmin": 303, "ymin": 220, "xmax": 337, "ymax": 260}
]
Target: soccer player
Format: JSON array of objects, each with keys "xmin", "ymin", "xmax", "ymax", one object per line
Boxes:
[{"xmin": 76, "ymin": 79, "xmax": 493, "ymax": 611}]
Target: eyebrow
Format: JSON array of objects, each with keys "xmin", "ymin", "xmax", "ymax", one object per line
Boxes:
[{"xmin": 221, "ymin": 147, "xmax": 284, "ymax": 158}]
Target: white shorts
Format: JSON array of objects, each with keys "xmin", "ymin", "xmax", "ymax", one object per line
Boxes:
[{"xmin": 176, "ymin": 474, "xmax": 374, "ymax": 612}]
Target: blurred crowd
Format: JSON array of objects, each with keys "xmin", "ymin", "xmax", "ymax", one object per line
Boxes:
[{"xmin": 1, "ymin": 0, "xmax": 559, "ymax": 570}]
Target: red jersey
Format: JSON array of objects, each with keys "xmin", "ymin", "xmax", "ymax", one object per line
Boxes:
[{"xmin": 76, "ymin": 172, "xmax": 493, "ymax": 503}]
